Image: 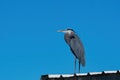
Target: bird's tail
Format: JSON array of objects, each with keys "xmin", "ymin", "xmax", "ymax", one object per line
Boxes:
[{"xmin": 80, "ymin": 54, "xmax": 86, "ymax": 67}]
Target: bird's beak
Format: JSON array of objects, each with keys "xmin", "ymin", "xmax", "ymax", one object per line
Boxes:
[{"xmin": 57, "ymin": 30, "xmax": 67, "ymax": 33}]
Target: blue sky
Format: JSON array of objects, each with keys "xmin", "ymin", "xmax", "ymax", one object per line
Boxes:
[{"xmin": 0, "ymin": 0, "xmax": 120, "ymax": 80}]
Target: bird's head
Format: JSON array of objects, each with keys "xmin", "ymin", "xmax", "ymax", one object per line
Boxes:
[{"xmin": 57, "ymin": 28, "xmax": 75, "ymax": 34}]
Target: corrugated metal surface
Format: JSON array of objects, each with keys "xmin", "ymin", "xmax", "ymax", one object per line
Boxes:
[{"xmin": 41, "ymin": 70, "xmax": 120, "ymax": 80}]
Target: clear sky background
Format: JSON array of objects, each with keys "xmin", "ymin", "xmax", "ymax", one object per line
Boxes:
[{"xmin": 0, "ymin": 0, "xmax": 120, "ymax": 80}]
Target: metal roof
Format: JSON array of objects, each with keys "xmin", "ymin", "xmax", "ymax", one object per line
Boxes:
[{"xmin": 41, "ymin": 70, "xmax": 120, "ymax": 80}]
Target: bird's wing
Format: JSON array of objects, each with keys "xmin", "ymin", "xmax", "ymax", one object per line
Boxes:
[{"xmin": 70, "ymin": 34, "xmax": 85, "ymax": 66}]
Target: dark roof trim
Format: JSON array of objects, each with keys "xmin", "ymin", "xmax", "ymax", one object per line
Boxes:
[{"xmin": 41, "ymin": 70, "xmax": 120, "ymax": 79}]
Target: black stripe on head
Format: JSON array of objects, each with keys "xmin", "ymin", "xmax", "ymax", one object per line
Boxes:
[{"xmin": 67, "ymin": 28, "xmax": 75, "ymax": 32}]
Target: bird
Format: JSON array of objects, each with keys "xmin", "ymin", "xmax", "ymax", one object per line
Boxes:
[{"xmin": 58, "ymin": 28, "xmax": 85, "ymax": 73}]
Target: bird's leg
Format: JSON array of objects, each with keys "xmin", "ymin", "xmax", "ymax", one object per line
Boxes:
[
  {"xmin": 74, "ymin": 57, "xmax": 76, "ymax": 74},
  {"xmin": 78, "ymin": 61, "xmax": 80, "ymax": 73}
]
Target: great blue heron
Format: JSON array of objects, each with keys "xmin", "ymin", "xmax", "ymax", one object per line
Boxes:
[{"xmin": 58, "ymin": 28, "xmax": 85, "ymax": 73}]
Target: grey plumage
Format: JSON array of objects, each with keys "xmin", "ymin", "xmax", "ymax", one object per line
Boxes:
[
  {"xmin": 58, "ymin": 28, "xmax": 85, "ymax": 73},
  {"xmin": 68, "ymin": 34, "xmax": 85, "ymax": 67}
]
